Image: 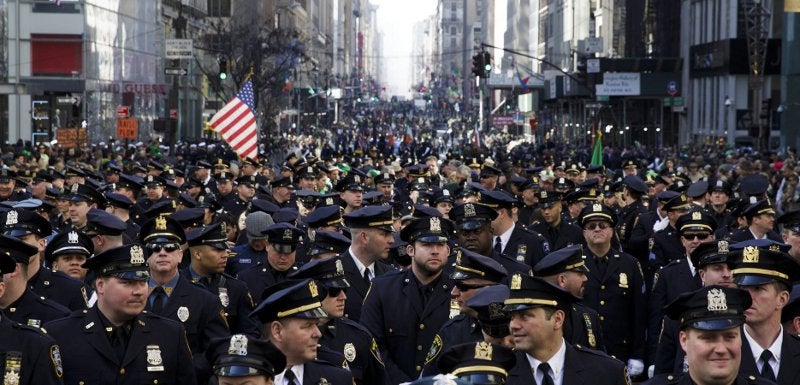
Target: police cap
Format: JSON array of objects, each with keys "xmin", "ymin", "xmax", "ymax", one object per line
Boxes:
[
  {"xmin": 117, "ymin": 174, "xmax": 144, "ymax": 191},
  {"xmin": 334, "ymin": 174, "xmax": 364, "ymax": 192},
  {"xmin": 374, "ymin": 172, "xmax": 395, "ymax": 185},
  {"xmin": 303, "ymin": 205, "xmax": 343, "ymax": 229},
  {"xmin": 207, "ymin": 334, "xmax": 285, "ymax": 378},
  {"xmin": 44, "ymin": 229, "xmax": 93, "ymax": 264},
  {"xmin": 437, "ymin": 342, "xmax": 516, "ymax": 384},
  {"xmin": 689, "ymin": 240, "xmax": 733, "ymax": 269},
  {"xmin": 739, "ymin": 174, "xmax": 769, "ymax": 197},
  {"xmin": 82, "ymin": 244, "xmax": 150, "ymax": 281},
  {"xmin": 144, "ymin": 175, "xmax": 166, "ymax": 187},
  {"xmin": 85, "ymin": 208, "xmax": 127, "ymax": 236},
  {"xmin": 742, "ymin": 199, "xmax": 776, "ymax": 219},
  {"xmin": 0, "ymin": 234, "xmax": 39, "ymax": 265},
  {"xmin": 186, "ymin": 222, "xmax": 229, "ymax": 250},
  {"xmin": 315, "ymin": 193, "xmax": 340, "ymax": 209},
  {"xmin": 663, "ymin": 193, "xmax": 690, "ymax": 212},
  {"xmin": 778, "ymin": 210, "xmax": 800, "ymax": 233},
  {"xmin": 450, "ymin": 248, "xmax": 507, "ymax": 283},
  {"xmin": 236, "ymin": 175, "xmax": 258, "ymax": 187},
  {"xmin": 104, "ymin": 192, "xmax": 134, "ymax": 210},
  {"xmin": 262, "ymin": 223, "xmax": 304, "ymax": 254},
  {"xmin": 623, "ymin": 175, "xmax": 648, "ymax": 194},
  {"xmin": 177, "ymin": 193, "xmax": 198, "ymax": 208},
  {"xmin": 665, "ymin": 285, "xmax": 751, "ymax": 331},
  {"xmin": 271, "ymin": 175, "xmax": 294, "ymax": 189},
  {"xmin": 709, "ymin": 179, "xmax": 732, "ymax": 195},
  {"xmin": 400, "ymin": 216, "xmax": 454, "ymax": 243},
  {"xmin": 729, "ymin": 240, "xmax": 800, "ymax": 287},
  {"xmin": 287, "ymin": 257, "xmax": 349, "ymax": 289},
  {"xmin": 143, "ymin": 200, "xmax": 178, "ymax": 220},
  {"xmin": 466, "ymin": 285, "xmax": 511, "ymax": 338},
  {"xmin": 504, "ymin": 274, "xmax": 577, "ymax": 312},
  {"xmin": 69, "ymin": 183, "xmax": 106, "ymax": 207},
  {"xmin": 249, "ymin": 199, "xmax": 280, "ymax": 216},
  {"xmin": 249, "ymin": 278, "xmax": 327, "ymax": 322},
  {"xmin": 535, "ymin": 190, "xmax": 561, "ymax": 208},
  {"xmin": 479, "ymin": 190, "xmax": 517, "ymax": 210},
  {"xmin": 553, "ymin": 177, "xmax": 574, "ymax": 191},
  {"xmin": 431, "ymin": 189, "xmax": 455, "ymax": 205},
  {"xmin": 307, "ymin": 230, "xmax": 351, "ymax": 258},
  {"xmin": 449, "ymin": 202, "xmax": 498, "ymax": 230},
  {"xmin": 343, "ymin": 205, "xmax": 394, "ymax": 232},
  {"xmin": 782, "ymin": 284, "xmax": 800, "ymax": 324},
  {"xmin": 675, "ymin": 210, "xmax": 717, "ymax": 234},
  {"xmin": 686, "ymin": 181, "xmax": 709, "ymax": 199},
  {"xmin": 411, "ymin": 205, "xmax": 444, "ymax": 220},
  {"xmin": 533, "ymin": 245, "xmax": 589, "ymax": 277},
  {"xmin": 577, "ymin": 203, "xmax": 617, "ymax": 227},
  {"xmin": 0, "ymin": 208, "xmax": 51, "ymax": 238},
  {"xmin": 140, "ymin": 215, "xmax": 186, "ymax": 244}
]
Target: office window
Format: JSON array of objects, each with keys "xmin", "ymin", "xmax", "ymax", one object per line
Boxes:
[{"xmin": 207, "ymin": 0, "xmax": 231, "ymax": 17}]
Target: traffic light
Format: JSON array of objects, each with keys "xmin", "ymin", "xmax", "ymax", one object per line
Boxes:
[
  {"xmin": 575, "ymin": 59, "xmax": 587, "ymax": 86},
  {"xmin": 481, "ymin": 52, "xmax": 492, "ymax": 78},
  {"xmin": 218, "ymin": 58, "xmax": 229, "ymax": 80},
  {"xmin": 471, "ymin": 53, "xmax": 482, "ymax": 78}
]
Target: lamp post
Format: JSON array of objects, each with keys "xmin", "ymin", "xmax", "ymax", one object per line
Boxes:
[{"xmin": 724, "ymin": 96, "xmax": 731, "ymax": 144}]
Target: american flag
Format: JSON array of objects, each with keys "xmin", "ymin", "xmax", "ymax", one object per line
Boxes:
[{"xmin": 209, "ymin": 79, "xmax": 259, "ymax": 160}]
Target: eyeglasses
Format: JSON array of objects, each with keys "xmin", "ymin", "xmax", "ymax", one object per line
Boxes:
[
  {"xmin": 454, "ymin": 282, "xmax": 488, "ymax": 292},
  {"xmin": 326, "ymin": 287, "xmax": 348, "ymax": 297},
  {"xmin": 682, "ymin": 233, "xmax": 711, "ymax": 241},
  {"xmin": 146, "ymin": 243, "xmax": 181, "ymax": 254},
  {"xmin": 583, "ymin": 222, "xmax": 611, "ymax": 231}
]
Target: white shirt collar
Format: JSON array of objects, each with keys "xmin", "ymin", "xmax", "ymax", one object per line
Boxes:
[
  {"xmin": 349, "ymin": 246, "xmax": 373, "ymax": 278},
  {"xmin": 749, "ymin": 228, "xmax": 769, "ymax": 240},
  {"xmin": 744, "ymin": 325, "xmax": 783, "ymax": 371},
  {"xmin": 526, "ymin": 338, "xmax": 567, "ymax": 385},
  {"xmin": 274, "ymin": 364, "xmax": 304, "ymax": 385},
  {"xmin": 685, "ymin": 257, "xmax": 696, "ymax": 277},
  {"xmin": 494, "ymin": 223, "xmax": 515, "ymax": 253}
]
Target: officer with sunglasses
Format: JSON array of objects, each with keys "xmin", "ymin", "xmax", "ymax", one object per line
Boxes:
[
  {"xmin": 421, "ymin": 247, "xmax": 508, "ymax": 377},
  {"xmin": 237, "ymin": 222, "xmax": 305, "ymax": 304},
  {"xmin": 579, "ymin": 203, "xmax": 648, "ymax": 380},
  {"xmin": 139, "ymin": 216, "xmax": 230, "ymax": 384},
  {"xmin": 288, "ymin": 257, "xmax": 389, "ymax": 385}
]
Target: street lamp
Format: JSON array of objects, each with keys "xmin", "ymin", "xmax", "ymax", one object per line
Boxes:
[{"xmin": 724, "ymin": 96, "xmax": 732, "ymax": 139}]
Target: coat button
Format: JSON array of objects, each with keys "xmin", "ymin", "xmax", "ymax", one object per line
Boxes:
[
  {"xmin": 119, "ymin": 368, "xmax": 125, "ymax": 375},
  {"xmin": 419, "ymin": 324, "xmax": 425, "ymax": 330},
  {"xmin": 600, "ymin": 285, "xmax": 605, "ymax": 289},
  {"xmin": 599, "ymin": 316, "xmax": 604, "ymax": 321},
  {"xmin": 416, "ymin": 365, "xmax": 421, "ymax": 372},
  {"xmin": 600, "ymin": 300, "xmax": 605, "ymax": 305},
  {"xmin": 389, "ymin": 328, "xmax": 393, "ymax": 333}
]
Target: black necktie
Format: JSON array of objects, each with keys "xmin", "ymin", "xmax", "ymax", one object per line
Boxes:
[
  {"xmin": 110, "ymin": 325, "xmax": 129, "ymax": 361},
  {"xmin": 539, "ymin": 362, "xmax": 554, "ymax": 385},
  {"xmin": 760, "ymin": 350, "xmax": 776, "ymax": 382},
  {"xmin": 150, "ymin": 286, "xmax": 166, "ymax": 314},
  {"xmin": 494, "ymin": 237, "xmax": 503, "ymax": 254},
  {"xmin": 363, "ymin": 268, "xmax": 371, "ymax": 285},
  {"xmin": 284, "ymin": 368, "xmax": 298, "ymax": 385}
]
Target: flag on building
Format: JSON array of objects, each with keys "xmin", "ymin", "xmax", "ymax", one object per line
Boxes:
[
  {"xmin": 516, "ymin": 67, "xmax": 531, "ymax": 93},
  {"xmin": 590, "ymin": 129, "xmax": 603, "ymax": 166},
  {"xmin": 209, "ymin": 79, "xmax": 259, "ymax": 160}
]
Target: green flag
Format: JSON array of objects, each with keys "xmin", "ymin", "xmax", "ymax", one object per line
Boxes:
[{"xmin": 590, "ymin": 130, "xmax": 603, "ymax": 166}]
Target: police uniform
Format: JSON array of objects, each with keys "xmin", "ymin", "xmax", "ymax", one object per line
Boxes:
[
  {"xmin": 133, "ymin": 176, "xmax": 171, "ymax": 216},
  {"xmin": 421, "ymin": 248, "xmax": 508, "ymax": 377},
  {"xmin": 727, "ymin": 199, "xmax": 783, "ymax": 242},
  {"xmin": 533, "ymin": 245, "xmax": 605, "ymax": 351},
  {"xmin": 105, "ymin": 192, "xmax": 141, "ymax": 242},
  {"xmin": 44, "ymin": 244, "xmax": 196, "ymax": 385},
  {"xmin": 579, "ymin": 203, "xmax": 648, "ymax": 365},
  {"xmin": 340, "ymin": 205, "xmax": 396, "ymax": 321},
  {"xmin": 206, "ymin": 334, "xmax": 285, "ymax": 382},
  {"xmin": 236, "ymin": 222, "xmax": 305, "ymax": 303},
  {"xmin": 650, "ymin": 195, "xmax": 693, "ymax": 269},
  {"xmin": 728, "ymin": 241, "xmax": 800, "ymax": 385},
  {"xmin": 618, "ymin": 175, "xmax": 650, "ymax": 250},
  {"xmin": 1, "ymin": 208, "xmax": 90, "ymax": 311},
  {"xmin": 479, "ymin": 190, "xmax": 549, "ymax": 267},
  {"xmin": 288, "ymin": 257, "xmax": 389, "ymax": 385},
  {"xmin": 251, "ymin": 279, "xmax": 354, "ymax": 385},
  {"xmin": 528, "ymin": 190, "xmax": 585, "ymax": 250},
  {"xmin": 360, "ymin": 216, "xmax": 456, "ymax": 383},
  {"xmin": 139, "ymin": 216, "xmax": 231, "ymax": 384},
  {"xmin": 437, "ymin": 341, "xmax": 517, "ymax": 385},
  {"xmin": 185, "ymin": 222, "xmax": 260, "ymax": 338},
  {"xmin": 503, "ymin": 274, "xmax": 629, "ymax": 385}
]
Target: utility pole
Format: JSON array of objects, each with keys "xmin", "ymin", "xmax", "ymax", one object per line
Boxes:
[
  {"xmin": 167, "ymin": 4, "xmax": 186, "ymax": 148},
  {"xmin": 743, "ymin": 0, "xmax": 770, "ymax": 151}
]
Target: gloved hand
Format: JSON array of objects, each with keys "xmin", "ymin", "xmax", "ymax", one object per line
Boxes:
[
  {"xmin": 648, "ymin": 365, "xmax": 655, "ymax": 379},
  {"xmin": 627, "ymin": 359, "xmax": 644, "ymax": 377}
]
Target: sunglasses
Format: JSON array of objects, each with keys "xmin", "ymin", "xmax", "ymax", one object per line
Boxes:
[
  {"xmin": 682, "ymin": 233, "xmax": 711, "ymax": 241},
  {"xmin": 326, "ymin": 287, "xmax": 347, "ymax": 297},
  {"xmin": 584, "ymin": 222, "xmax": 611, "ymax": 231},
  {"xmin": 146, "ymin": 243, "xmax": 181, "ymax": 254},
  {"xmin": 454, "ymin": 282, "xmax": 488, "ymax": 292}
]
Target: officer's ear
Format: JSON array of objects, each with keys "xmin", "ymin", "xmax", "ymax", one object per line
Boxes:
[
  {"xmin": 678, "ymin": 330, "xmax": 689, "ymax": 352},
  {"xmin": 0, "ymin": 280, "xmax": 5, "ymax": 298},
  {"xmin": 792, "ymin": 316, "xmax": 800, "ymax": 336},
  {"xmin": 269, "ymin": 320, "xmax": 284, "ymax": 342}
]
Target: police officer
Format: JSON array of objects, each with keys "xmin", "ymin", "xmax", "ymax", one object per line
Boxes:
[
  {"xmin": 361, "ymin": 215, "xmax": 455, "ymax": 384},
  {"xmin": 206, "ymin": 334, "xmax": 285, "ymax": 385},
  {"xmin": 534, "ymin": 244, "xmax": 605, "ymax": 351},
  {"xmin": 449, "ymin": 202, "xmax": 531, "ymax": 277},
  {"xmin": 465, "ymin": 284, "xmax": 513, "ymax": 347},
  {"xmin": 437, "ymin": 341, "xmax": 517, "ymax": 385},
  {"xmin": 728, "ymin": 199, "xmax": 782, "ymax": 242},
  {"xmin": 134, "ymin": 175, "xmax": 171, "ymax": 214},
  {"xmin": 528, "ymin": 190, "xmax": 585, "ymax": 250},
  {"xmin": 618, "ymin": 174, "xmax": 650, "ymax": 251},
  {"xmin": 1, "ymin": 208, "xmax": 89, "ymax": 311},
  {"xmin": 45, "ymin": 244, "xmax": 196, "ymax": 385},
  {"xmin": 645, "ymin": 285, "xmax": 771, "ymax": 385},
  {"xmin": 139, "ymin": 216, "xmax": 230, "ymax": 383},
  {"xmin": 339, "ymin": 205, "xmax": 395, "ymax": 321},
  {"xmin": 708, "ymin": 179, "xmax": 734, "ymax": 231},
  {"xmin": 0, "ymin": 233, "xmax": 70, "ymax": 328},
  {"xmin": 185, "ymin": 222, "xmax": 259, "ymax": 337},
  {"xmin": 729, "ymin": 240, "xmax": 800, "ymax": 384},
  {"xmin": 288, "ymin": 257, "xmax": 389, "ymax": 385},
  {"xmin": 480, "ymin": 190, "xmax": 550, "ymax": 267},
  {"xmin": 226, "ymin": 211, "xmax": 274, "ymax": 275},
  {"xmin": 44, "ymin": 228, "xmax": 92, "ymax": 281},
  {"xmin": 0, "ymin": 240, "xmax": 65, "ymax": 385},
  {"xmin": 84, "ymin": 208, "xmax": 128, "ymax": 253},
  {"xmin": 237, "ymin": 222, "xmax": 305, "ymax": 304},
  {"xmin": 306, "ymin": 230, "xmax": 352, "ymax": 261},
  {"xmin": 104, "ymin": 191, "xmax": 140, "ymax": 242},
  {"xmin": 421, "ymin": 247, "xmax": 508, "ymax": 376},
  {"xmin": 650, "ymin": 194, "xmax": 692, "ymax": 269},
  {"xmin": 578, "ymin": 203, "xmax": 648, "ymax": 378},
  {"xmin": 336, "ymin": 173, "xmax": 366, "ymax": 214},
  {"xmin": 503, "ymin": 274, "xmax": 628, "ymax": 385},
  {"xmin": 228, "ymin": 175, "xmax": 258, "ymax": 220},
  {"xmin": 251, "ymin": 278, "xmax": 354, "ymax": 385}
]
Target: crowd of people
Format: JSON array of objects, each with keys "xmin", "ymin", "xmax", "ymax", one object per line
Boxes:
[{"xmin": 0, "ymin": 131, "xmax": 799, "ymax": 385}]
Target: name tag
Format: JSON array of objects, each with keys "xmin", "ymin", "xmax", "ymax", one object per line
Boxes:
[{"xmin": 147, "ymin": 366, "xmax": 165, "ymax": 372}]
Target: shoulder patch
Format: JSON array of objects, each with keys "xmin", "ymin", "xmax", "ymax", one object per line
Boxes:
[
  {"xmin": 370, "ymin": 339, "xmax": 384, "ymax": 366},
  {"xmin": 50, "ymin": 345, "xmax": 63, "ymax": 378},
  {"xmin": 424, "ymin": 335, "xmax": 443, "ymax": 364}
]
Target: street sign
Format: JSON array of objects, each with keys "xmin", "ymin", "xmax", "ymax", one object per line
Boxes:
[
  {"xmin": 165, "ymin": 39, "xmax": 193, "ymax": 59},
  {"xmin": 169, "ymin": 109, "xmax": 178, "ymax": 120},
  {"xmin": 595, "ymin": 73, "xmax": 641, "ymax": 96},
  {"xmin": 165, "ymin": 67, "xmax": 188, "ymax": 76},
  {"xmin": 116, "ymin": 118, "xmax": 137, "ymax": 139},
  {"xmin": 492, "ymin": 115, "xmax": 514, "ymax": 127},
  {"xmin": 578, "ymin": 37, "xmax": 604, "ymax": 54},
  {"xmin": 587, "ymin": 58, "xmax": 600, "ymax": 74},
  {"xmin": 667, "ymin": 80, "xmax": 678, "ymax": 96},
  {"xmin": 116, "ymin": 105, "xmax": 129, "ymax": 118}
]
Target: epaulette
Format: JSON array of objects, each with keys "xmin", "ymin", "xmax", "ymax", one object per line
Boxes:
[
  {"xmin": 664, "ymin": 259, "xmax": 683, "ymax": 268},
  {"xmin": 573, "ymin": 344, "xmax": 614, "ymax": 358}
]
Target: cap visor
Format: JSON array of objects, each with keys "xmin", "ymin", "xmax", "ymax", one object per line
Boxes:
[
  {"xmin": 415, "ymin": 235, "xmax": 449, "ymax": 243},
  {"xmin": 458, "ymin": 220, "xmax": 488, "ymax": 231},
  {"xmin": 214, "ymin": 364, "xmax": 263, "ymax": 377},
  {"xmin": 69, "ymin": 195, "xmax": 89, "ymax": 202},
  {"xmin": 687, "ymin": 318, "xmax": 744, "ymax": 331},
  {"xmin": 324, "ymin": 278, "xmax": 350, "ymax": 289},
  {"xmin": 733, "ymin": 274, "xmax": 777, "ymax": 286},
  {"xmin": 3, "ymin": 229, "xmax": 35, "ymax": 238},
  {"xmin": 109, "ymin": 270, "xmax": 150, "ymax": 281},
  {"xmin": 271, "ymin": 243, "xmax": 296, "ymax": 254},
  {"xmin": 503, "ymin": 303, "xmax": 536, "ymax": 312},
  {"xmin": 450, "ymin": 270, "xmax": 477, "ymax": 280},
  {"xmin": 294, "ymin": 307, "xmax": 328, "ymax": 319}
]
